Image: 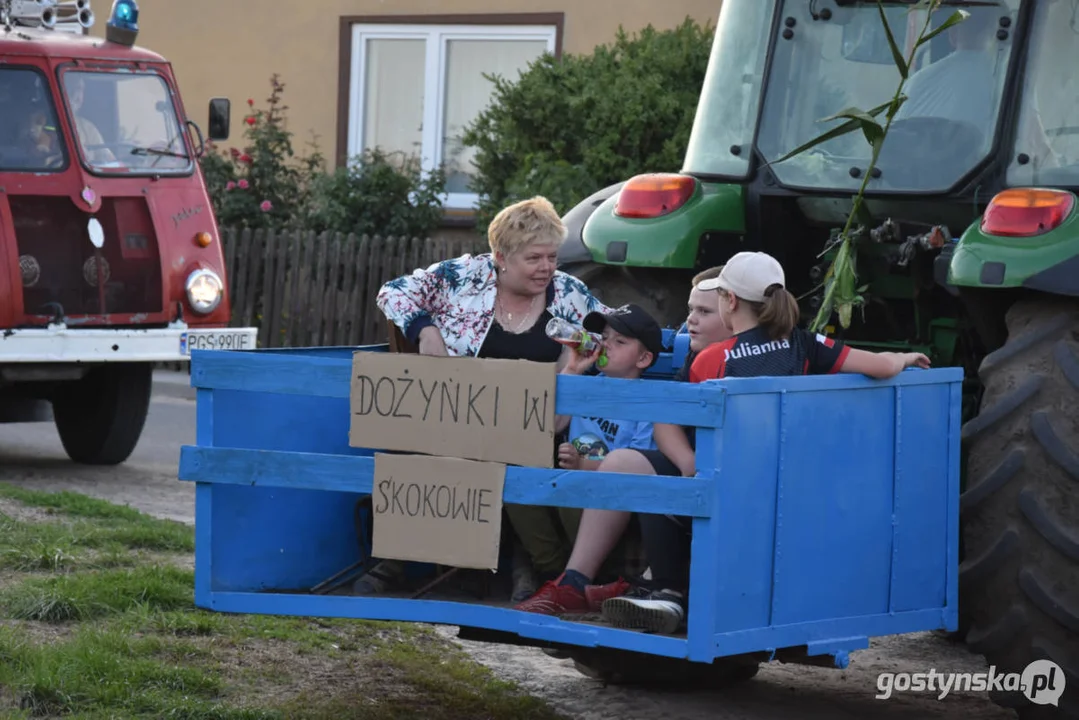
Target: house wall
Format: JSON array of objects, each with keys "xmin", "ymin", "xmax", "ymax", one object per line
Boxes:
[{"xmin": 88, "ymin": 0, "xmax": 719, "ymax": 171}]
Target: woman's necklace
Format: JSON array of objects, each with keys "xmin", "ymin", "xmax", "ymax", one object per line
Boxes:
[{"xmin": 498, "ymin": 293, "xmax": 540, "ymax": 333}]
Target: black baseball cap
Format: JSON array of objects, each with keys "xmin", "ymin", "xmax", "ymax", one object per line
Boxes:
[{"xmin": 583, "ymin": 304, "xmax": 664, "ymax": 366}]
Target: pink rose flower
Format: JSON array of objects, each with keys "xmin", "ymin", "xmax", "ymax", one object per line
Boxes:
[
  {"xmin": 226, "ymin": 181, "xmax": 236, "ymax": 190},
  {"xmin": 260, "ymin": 200, "xmax": 273, "ymax": 212},
  {"xmin": 238, "ymin": 179, "xmax": 249, "ymax": 189}
]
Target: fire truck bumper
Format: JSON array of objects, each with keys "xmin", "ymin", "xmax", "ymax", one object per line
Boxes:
[{"xmin": 0, "ymin": 323, "xmax": 259, "ymax": 363}]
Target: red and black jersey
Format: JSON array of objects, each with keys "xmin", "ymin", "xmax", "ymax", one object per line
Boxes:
[{"xmin": 689, "ymin": 326, "xmax": 850, "ymax": 382}]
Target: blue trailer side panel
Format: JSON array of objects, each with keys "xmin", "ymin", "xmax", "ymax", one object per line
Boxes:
[
  {"xmin": 769, "ymin": 385, "xmax": 898, "ymax": 626},
  {"xmin": 706, "ymin": 391, "xmax": 781, "ymax": 634}
]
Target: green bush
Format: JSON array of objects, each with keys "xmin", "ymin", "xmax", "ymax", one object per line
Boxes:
[
  {"xmin": 302, "ymin": 148, "xmax": 447, "ymax": 239},
  {"xmin": 199, "ymin": 74, "xmax": 446, "ymax": 237},
  {"xmin": 461, "ymin": 17, "xmax": 715, "ymax": 231}
]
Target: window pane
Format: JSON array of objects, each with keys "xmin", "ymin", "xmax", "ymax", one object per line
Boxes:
[
  {"xmin": 115, "ymin": 74, "xmax": 189, "ymax": 171},
  {"xmin": 363, "ymin": 39, "xmax": 425, "ymax": 164},
  {"xmin": 0, "ymin": 67, "xmax": 66, "ymax": 172},
  {"xmin": 63, "ymin": 71, "xmax": 190, "ymax": 173},
  {"xmin": 1006, "ymin": 1, "xmax": 1079, "ymax": 186},
  {"xmin": 442, "ymin": 39, "xmax": 548, "ymax": 194}
]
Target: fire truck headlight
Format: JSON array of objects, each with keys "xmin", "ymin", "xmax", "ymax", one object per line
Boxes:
[{"xmin": 186, "ymin": 268, "xmax": 223, "ymax": 314}]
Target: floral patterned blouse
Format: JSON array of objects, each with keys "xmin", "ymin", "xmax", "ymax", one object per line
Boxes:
[{"xmin": 376, "ymin": 252, "xmax": 609, "ymax": 358}]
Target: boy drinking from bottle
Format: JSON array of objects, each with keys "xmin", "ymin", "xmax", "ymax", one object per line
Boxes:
[
  {"xmin": 554, "ymin": 303, "xmax": 665, "ymax": 469},
  {"xmin": 511, "ymin": 304, "xmax": 664, "ymax": 615}
]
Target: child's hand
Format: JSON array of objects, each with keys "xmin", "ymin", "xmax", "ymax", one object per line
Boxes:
[
  {"xmin": 561, "ymin": 344, "xmax": 602, "ymax": 375},
  {"xmin": 557, "ymin": 442, "xmax": 582, "ymax": 469},
  {"xmin": 904, "ymin": 352, "xmax": 931, "ymax": 370}
]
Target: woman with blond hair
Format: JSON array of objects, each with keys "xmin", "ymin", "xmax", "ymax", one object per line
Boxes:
[{"xmin": 364, "ymin": 196, "xmax": 610, "ymax": 599}]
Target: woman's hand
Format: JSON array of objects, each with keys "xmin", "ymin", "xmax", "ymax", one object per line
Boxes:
[{"xmin": 418, "ymin": 326, "xmax": 449, "ymax": 357}]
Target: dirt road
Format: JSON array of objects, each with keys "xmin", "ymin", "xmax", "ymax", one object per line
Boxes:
[{"xmin": 0, "ymin": 380, "xmax": 1018, "ymax": 720}]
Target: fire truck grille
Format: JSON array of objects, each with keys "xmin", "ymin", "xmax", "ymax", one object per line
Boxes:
[{"xmin": 11, "ymin": 196, "xmax": 163, "ymax": 320}]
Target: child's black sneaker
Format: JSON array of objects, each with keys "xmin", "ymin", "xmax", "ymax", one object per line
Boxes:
[{"xmin": 600, "ymin": 588, "xmax": 686, "ymax": 634}]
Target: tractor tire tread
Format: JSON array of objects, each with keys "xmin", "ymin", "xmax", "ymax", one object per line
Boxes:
[{"xmin": 961, "ymin": 298, "xmax": 1079, "ymax": 719}]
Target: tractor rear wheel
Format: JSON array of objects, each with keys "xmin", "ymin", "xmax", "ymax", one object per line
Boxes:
[
  {"xmin": 961, "ymin": 297, "xmax": 1079, "ymax": 718},
  {"xmin": 568, "ymin": 264, "xmax": 692, "ymax": 330}
]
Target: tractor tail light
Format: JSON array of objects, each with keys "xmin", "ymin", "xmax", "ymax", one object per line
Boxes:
[
  {"xmin": 981, "ymin": 188, "xmax": 1075, "ymax": 238},
  {"xmin": 614, "ymin": 173, "xmax": 697, "ymax": 219}
]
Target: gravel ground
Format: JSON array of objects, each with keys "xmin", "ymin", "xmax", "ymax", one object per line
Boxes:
[{"xmin": 0, "ymin": 392, "xmax": 1018, "ymax": 719}]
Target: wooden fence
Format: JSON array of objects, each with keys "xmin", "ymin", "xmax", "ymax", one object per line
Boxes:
[{"xmin": 218, "ymin": 228, "xmax": 489, "ymax": 349}]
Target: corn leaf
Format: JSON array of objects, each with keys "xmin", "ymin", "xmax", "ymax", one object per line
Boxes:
[
  {"xmin": 917, "ymin": 9, "xmax": 969, "ymax": 47},
  {"xmin": 770, "ymin": 100, "xmax": 893, "ymax": 166},
  {"xmin": 877, "ymin": 2, "xmax": 909, "ymax": 78},
  {"xmin": 819, "ymin": 106, "xmax": 875, "ymax": 126},
  {"xmin": 826, "ymin": 109, "xmax": 885, "ymax": 150}
]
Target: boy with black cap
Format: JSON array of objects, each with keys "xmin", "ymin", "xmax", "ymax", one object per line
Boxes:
[
  {"xmin": 554, "ymin": 303, "xmax": 665, "ymax": 470},
  {"xmin": 513, "ymin": 303, "xmax": 665, "ymax": 616}
]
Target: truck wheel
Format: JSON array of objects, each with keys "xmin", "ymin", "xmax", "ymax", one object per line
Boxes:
[
  {"xmin": 961, "ymin": 297, "xmax": 1079, "ymax": 717},
  {"xmin": 567, "ymin": 264, "xmax": 692, "ymax": 330},
  {"xmin": 567, "ymin": 647, "xmax": 759, "ymax": 687},
  {"xmin": 52, "ymin": 363, "xmax": 152, "ymax": 466}
]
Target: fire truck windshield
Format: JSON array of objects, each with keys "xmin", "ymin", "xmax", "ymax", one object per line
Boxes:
[
  {"xmin": 0, "ymin": 66, "xmax": 68, "ymax": 173},
  {"xmin": 61, "ymin": 70, "xmax": 191, "ymax": 174}
]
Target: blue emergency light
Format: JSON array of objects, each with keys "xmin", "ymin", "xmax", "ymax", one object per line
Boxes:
[{"xmin": 105, "ymin": 0, "xmax": 139, "ymax": 46}]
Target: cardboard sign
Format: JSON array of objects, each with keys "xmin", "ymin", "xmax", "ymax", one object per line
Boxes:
[
  {"xmin": 349, "ymin": 352, "xmax": 556, "ymax": 468},
  {"xmin": 371, "ymin": 453, "xmax": 505, "ymax": 571}
]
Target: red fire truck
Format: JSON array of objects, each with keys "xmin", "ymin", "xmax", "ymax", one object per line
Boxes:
[{"xmin": 0, "ymin": 0, "xmax": 255, "ymax": 465}]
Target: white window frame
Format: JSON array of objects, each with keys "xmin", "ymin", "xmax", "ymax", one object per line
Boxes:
[{"xmin": 347, "ymin": 23, "xmax": 557, "ymax": 211}]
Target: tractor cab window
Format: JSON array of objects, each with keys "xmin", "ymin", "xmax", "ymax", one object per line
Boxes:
[
  {"xmin": 1007, "ymin": 0, "xmax": 1079, "ymax": 187},
  {"xmin": 757, "ymin": 0, "xmax": 1018, "ymax": 192},
  {"xmin": 682, "ymin": 0, "xmax": 776, "ymax": 178},
  {"xmin": 0, "ymin": 67, "xmax": 67, "ymax": 172},
  {"xmin": 61, "ymin": 70, "xmax": 191, "ymax": 175}
]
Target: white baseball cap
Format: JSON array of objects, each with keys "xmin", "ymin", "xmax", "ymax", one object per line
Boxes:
[{"xmin": 698, "ymin": 251, "xmax": 786, "ymax": 303}]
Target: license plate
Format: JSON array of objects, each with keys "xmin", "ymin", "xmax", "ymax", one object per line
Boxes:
[{"xmin": 180, "ymin": 330, "xmax": 255, "ymax": 355}]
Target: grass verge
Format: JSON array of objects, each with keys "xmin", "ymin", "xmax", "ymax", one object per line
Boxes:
[{"xmin": 0, "ymin": 484, "xmax": 566, "ymax": 719}]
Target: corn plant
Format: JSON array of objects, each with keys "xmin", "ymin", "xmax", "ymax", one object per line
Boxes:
[{"xmin": 769, "ymin": 0, "xmax": 969, "ymax": 331}]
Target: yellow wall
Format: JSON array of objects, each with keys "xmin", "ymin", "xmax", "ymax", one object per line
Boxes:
[{"xmin": 89, "ymin": 0, "xmax": 719, "ymax": 165}]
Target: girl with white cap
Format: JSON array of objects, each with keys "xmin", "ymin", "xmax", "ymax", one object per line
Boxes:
[{"xmin": 600, "ymin": 250, "xmax": 930, "ymax": 635}]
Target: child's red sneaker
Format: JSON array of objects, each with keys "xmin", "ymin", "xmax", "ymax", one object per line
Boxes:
[
  {"xmin": 513, "ymin": 574, "xmax": 590, "ymax": 615},
  {"xmin": 584, "ymin": 577, "xmax": 632, "ymax": 611}
]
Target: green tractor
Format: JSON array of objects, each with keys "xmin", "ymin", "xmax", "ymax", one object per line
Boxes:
[{"xmin": 558, "ymin": 0, "xmax": 1077, "ymax": 714}]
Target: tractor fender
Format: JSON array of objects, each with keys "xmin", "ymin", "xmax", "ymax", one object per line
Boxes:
[
  {"xmin": 948, "ymin": 190, "xmax": 1079, "ymax": 296},
  {"xmin": 558, "ymin": 180, "xmax": 627, "ymax": 269}
]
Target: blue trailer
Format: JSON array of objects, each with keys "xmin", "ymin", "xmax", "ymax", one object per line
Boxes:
[{"xmin": 177, "ymin": 331, "xmax": 962, "ymax": 684}]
